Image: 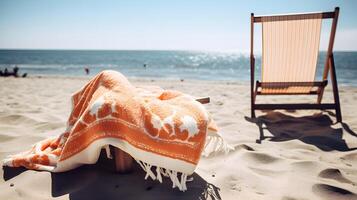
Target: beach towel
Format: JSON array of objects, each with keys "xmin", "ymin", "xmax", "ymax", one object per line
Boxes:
[{"xmin": 3, "ymin": 70, "xmax": 230, "ymax": 191}]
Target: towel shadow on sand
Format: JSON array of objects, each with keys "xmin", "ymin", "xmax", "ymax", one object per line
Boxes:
[
  {"xmin": 245, "ymin": 111, "xmax": 357, "ymax": 152},
  {"xmin": 3, "ymin": 150, "xmax": 221, "ymax": 200}
]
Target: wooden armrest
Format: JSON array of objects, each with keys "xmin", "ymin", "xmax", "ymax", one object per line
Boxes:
[{"xmin": 196, "ymin": 97, "xmax": 210, "ymax": 104}]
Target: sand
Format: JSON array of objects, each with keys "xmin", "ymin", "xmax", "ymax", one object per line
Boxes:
[{"xmin": 0, "ymin": 76, "xmax": 357, "ymax": 200}]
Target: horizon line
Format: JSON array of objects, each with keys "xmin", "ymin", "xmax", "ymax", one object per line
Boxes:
[{"xmin": 0, "ymin": 48, "xmax": 356, "ymax": 52}]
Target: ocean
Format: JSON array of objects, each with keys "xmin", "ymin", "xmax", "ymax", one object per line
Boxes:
[{"xmin": 0, "ymin": 50, "xmax": 356, "ymax": 85}]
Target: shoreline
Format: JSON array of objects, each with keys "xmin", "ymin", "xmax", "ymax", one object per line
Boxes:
[
  {"xmin": 2, "ymin": 74, "xmax": 357, "ymax": 88},
  {"xmin": 1, "ymin": 74, "xmax": 251, "ymax": 85}
]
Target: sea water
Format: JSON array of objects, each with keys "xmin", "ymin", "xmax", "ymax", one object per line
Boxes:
[{"xmin": 0, "ymin": 50, "xmax": 356, "ymax": 85}]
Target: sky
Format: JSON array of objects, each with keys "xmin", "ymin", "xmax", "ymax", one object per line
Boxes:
[{"xmin": 0, "ymin": 0, "xmax": 356, "ymax": 51}]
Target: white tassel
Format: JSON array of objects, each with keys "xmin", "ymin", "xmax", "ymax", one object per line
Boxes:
[
  {"xmin": 173, "ymin": 171, "xmax": 182, "ymax": 190},
  {"xmin": 133, "ymin": 159, "xmax": 189, "ymax": 192},
  {"xmin": 2, "ymin": 157, "xmax": 13, "ymax": 167},
  {"xmin": 160, "ymin": 167, "xmax": 169, "ymax": 177},
  {"xmin": 187, "ymin": 176, "xmax": 194, "ymax": 182},
  {"xmin": 168, "ymin": 170, "xmax": 177, "ymax": 189},
  {"xmin": 180, "ymin": 173, "xmax": 187, "ymax": 191},
  {"xmin": 156, "ymin": 167, "xmax": 163, "ymax": 183},
  {"xmin": 202, "ymin": 133, "xmax": 233, "ymax": 157},
  {"xmin": 104, "ymin": 145, "xmax": 112, "ymax": 159},
  {"xmin": 144, "ymin": 162, "xmax": 150, "ymax": 180},
  {"xmin": 168, "ymin": 170, "xmax": 183, "ymax": 190},
  {"xmin": 135, "ymin": 159, "xmax": 156, "ymax": 181},
  {"xmin": 136, "ymin": 160, "xmax": 147, "ymax": 172},
  {"xmin": 144, "ymin": 163, "xmax": 156, "ymax": 180}
]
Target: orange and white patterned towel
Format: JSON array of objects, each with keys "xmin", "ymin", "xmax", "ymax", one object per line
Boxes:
[{"xmin": 3, "ymin": 70, "xmax": 230, "ymax": 191}]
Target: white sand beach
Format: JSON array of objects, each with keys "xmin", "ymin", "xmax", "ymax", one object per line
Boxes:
[{"xmin": 0, "ymin": 76, "xmax": 356, "ymax": 200}]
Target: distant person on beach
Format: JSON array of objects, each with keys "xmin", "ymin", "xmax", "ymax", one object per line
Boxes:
[
  {"xmin": 143, "ymin": 63, "xmax": 147, "ymax": 68},
  {"xmin": 4, "ymin": 68, "xmax": 9, "ymax": 76},
  {"xmin": 84, "ymin": 67, "xmax": 90, "ymax": 75},
  {"xmin": 0, "ymin": 66, "xmax": 27, "ymax": 78},
  {"xmin": 13, "ymin": 65, "xmax": 19, "ymax": 77}
]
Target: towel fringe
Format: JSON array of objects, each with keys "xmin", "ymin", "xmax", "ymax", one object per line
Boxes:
[
  {"xmin": 202, "ymin": 133, "xmax": 233, "ymax": 157},
  {"xmin": 104, "ymin": 145, "xmax": 113, "ymax": 159},
  {"xmin": 134, "ymin": 159, "xmax": 189, "ymax": 191},
  {"xmin": 132, "ymin": 135, "xmax": 229, "ymax": 192}
]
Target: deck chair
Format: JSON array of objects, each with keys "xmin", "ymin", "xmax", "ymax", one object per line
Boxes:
[{"xmin": 250, "ymin": 7, "xmax": 342, "ymax": 122}]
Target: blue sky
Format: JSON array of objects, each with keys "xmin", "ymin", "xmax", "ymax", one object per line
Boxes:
[{"xmin": 0, "ymin": 0, "xmax": 356, "ymax": 51}]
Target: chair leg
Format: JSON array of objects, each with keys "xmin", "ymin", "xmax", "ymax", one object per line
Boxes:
[
  {"xmin": 251, "ymin": 107, "xmax": 256, "ymax": 118},
  {"xmin": 335, "ymin": 106, "xmax": 342, "ymax": 123},
  {"xmin": 329, "ymin": 55, "xmax": 342, "ymax": 123},
  {"xmin": 317, "ymin": 89, "xmax": 324, "ymax": 104},
  {"xmin": 251, "ymin": 83, "xmax": 256, "ymax": 118}
]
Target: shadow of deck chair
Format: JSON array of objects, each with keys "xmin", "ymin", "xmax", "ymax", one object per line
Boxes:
[{"xmin": 250, "ymin": 7, "xmax": 342, "ymax": 122}]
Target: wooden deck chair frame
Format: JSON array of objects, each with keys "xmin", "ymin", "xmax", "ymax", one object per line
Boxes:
[{"xmin": 250, "ymin": 7, "xmax": 342, "ymax": 122}]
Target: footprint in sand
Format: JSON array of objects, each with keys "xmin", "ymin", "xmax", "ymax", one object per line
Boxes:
[
  {"xmin": 249, "ymin": 166, "xmax": 285, "ymax": 177},
  {"xmin": 242, "ymin": 151, "xmax": 281, "ymax": 164},
  {"xmin": 235, "ymin": 144, "xmax": 255, "ymax": 151},
  {"xmin": 312, "ymin": 183, "xmax": 357, "ymax": 200},
  {"xmin": 1, "ymin": 114, "xmax": 39, "ymax": 125},
  {"xmin": 341, "ymin": 153, "xmax": 357, "ymax": 167},
  {"xmin": 318, "ymin": 168, "xmax": 356, "ymax": 186},
  {"xmin": 214, "ymin": 101, "xmax": 224, "ymax": 106},
  {"xmin": 281, "ymin": 196, "xmax": 300, "ymax": 200}
]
